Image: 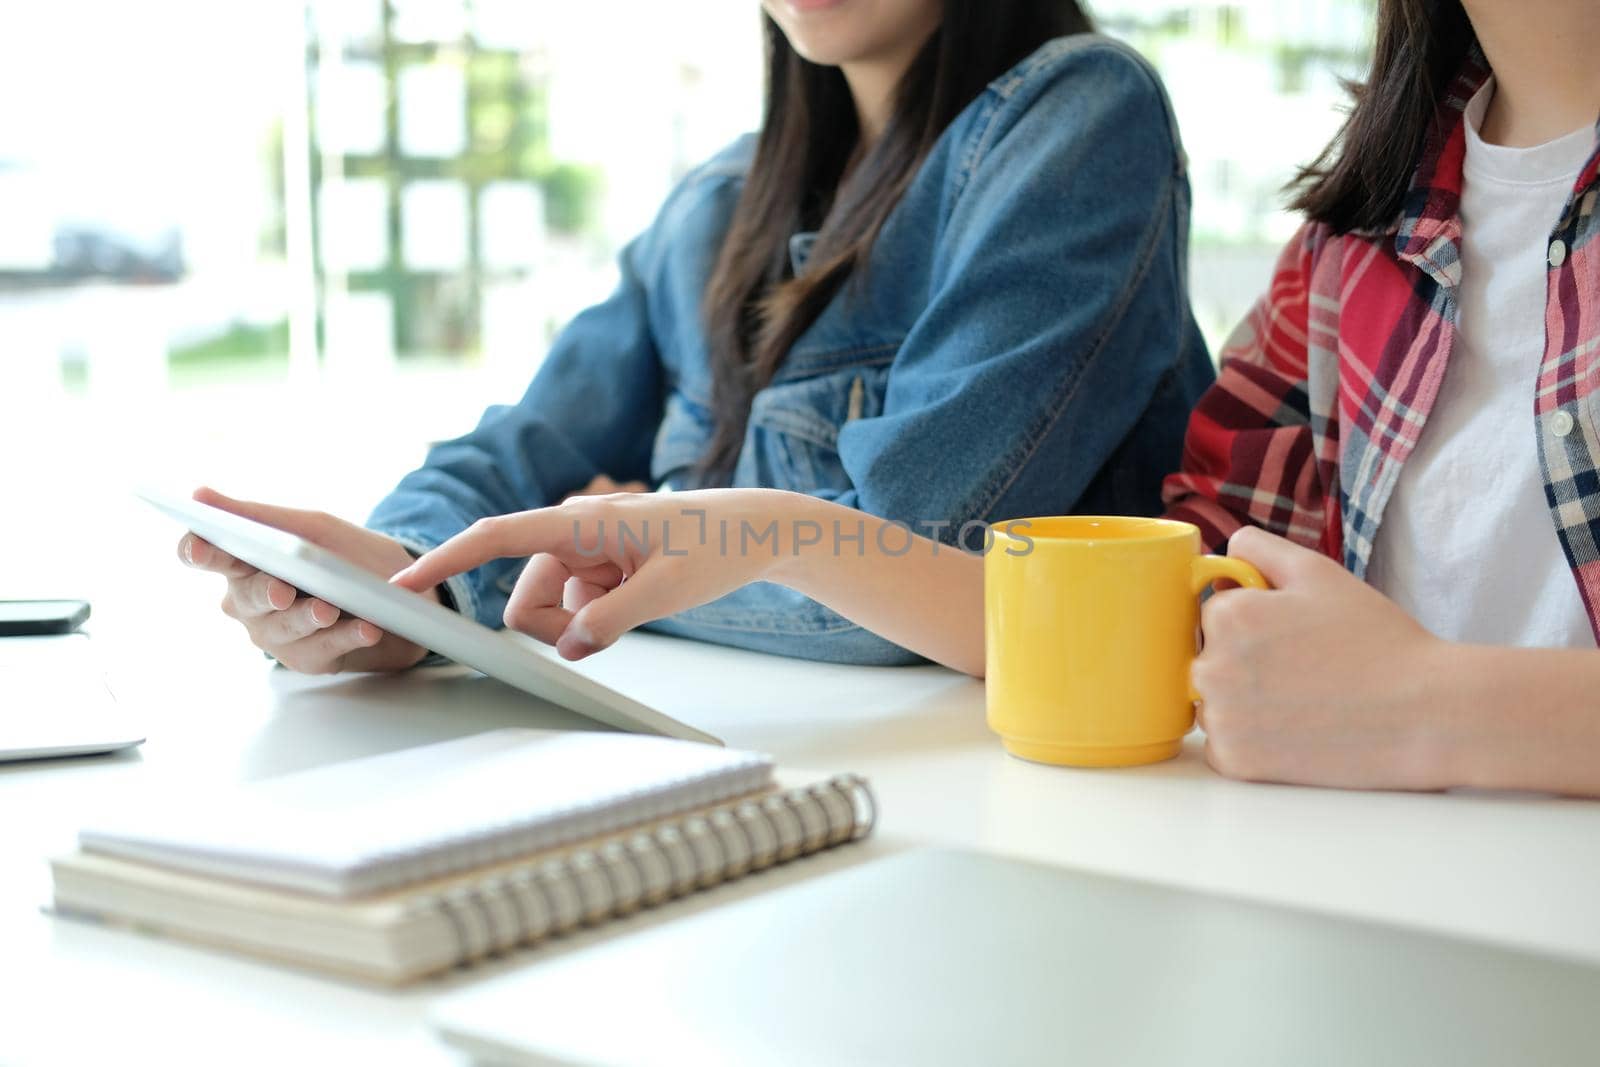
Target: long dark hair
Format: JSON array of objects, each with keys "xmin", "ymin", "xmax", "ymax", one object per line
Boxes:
[
  {"xmin": 696, "ymin": 0, "xmax": 1091, "ymax": 484},
  {"xmin": 1288, "ymin": 0, "xmax": 1478, "ymax": 234}
]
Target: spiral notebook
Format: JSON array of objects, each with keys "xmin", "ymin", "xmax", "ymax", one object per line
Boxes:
[{"xmin": 49, "ymin": 729, "xmax": 875, "ymax": 985}]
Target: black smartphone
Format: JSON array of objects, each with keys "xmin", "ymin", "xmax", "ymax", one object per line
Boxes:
[{"xmin": 0, "ymin": 600, "xmax": 92, "ymax": 636}]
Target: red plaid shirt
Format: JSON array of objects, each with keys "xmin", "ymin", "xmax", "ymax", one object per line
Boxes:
[{"xmin": 1162, "ymin": 54, "xmax": 1600, "ymax": 642}]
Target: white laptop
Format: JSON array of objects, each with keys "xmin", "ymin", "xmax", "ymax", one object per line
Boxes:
[
  {"xmin": 0, "ymin": 634, "xmax": 144, "ymax": 762},
  {"xmin": 433, "ymin": 848, "xmax": 1600, "ymax": 1067},
  {"xmin": 140, "ymin": 489, "xmax": 717, "ymax": 745}
]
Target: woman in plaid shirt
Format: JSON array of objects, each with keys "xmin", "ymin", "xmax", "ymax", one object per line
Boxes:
[
  {"xmin": 400, "ymin": 0, "xmax": 1600, "ymax": 795},
  {"xmin": 1157, "ymin": 0, "xmax": 1600, "ymax": 795}
]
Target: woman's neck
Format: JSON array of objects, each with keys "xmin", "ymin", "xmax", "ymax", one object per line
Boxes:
[
  {"xmin": 841, "ymin": 63, "xmax": 899, "ymax": 147},
  {"xmin": 1467, "ymin": 0, "xmax": 1600, "ymax": 146},
  {"xmin": 839, "ymin": 32, "xmax": 931, "ymax": 149}
]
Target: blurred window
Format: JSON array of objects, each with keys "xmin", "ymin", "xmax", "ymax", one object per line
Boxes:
[{"xmin": 0, "ymin": 1, "xmax": 1369, "ymax": 398}]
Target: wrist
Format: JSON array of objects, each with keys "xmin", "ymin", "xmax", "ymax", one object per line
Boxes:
[
  {"xmin": 1413, "ymin": 639, "xmax": 1543, "ymax": 791},
  {"xmin": 1420, "ymin": 642, "xmax": 1600, "ymax": 794},
  {"xmin": 757, "ymin": 491, "xmax": 833, "ymax": 589},
  {"xmin": 1407, "ymin": 637, "xmax": 1477, "ymax": 789}
]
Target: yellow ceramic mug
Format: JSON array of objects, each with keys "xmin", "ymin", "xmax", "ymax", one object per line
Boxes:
[{"xmin": 985, "ymin": 516, "xmax": 1268, "ymax": 768}]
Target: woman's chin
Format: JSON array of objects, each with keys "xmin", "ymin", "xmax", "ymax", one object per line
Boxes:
[{"xmin": 765, "ymin": 0, "xmax": 940, "ymax": 71}]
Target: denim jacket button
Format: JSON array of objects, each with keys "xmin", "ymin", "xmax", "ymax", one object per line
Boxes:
[{"xmin": 1552, "ymin": 409, "xmax": 1576, "ymax": 438}]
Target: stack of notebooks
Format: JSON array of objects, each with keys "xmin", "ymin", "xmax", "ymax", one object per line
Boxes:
[{"xmin": 50, "ymin": 729, "xmax": 875, "ymax": 984}]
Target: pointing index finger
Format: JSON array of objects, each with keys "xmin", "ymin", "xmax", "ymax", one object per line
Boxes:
[{"xmin": 391, "ymin": 510, "xmax": 573, "ymax": 592}]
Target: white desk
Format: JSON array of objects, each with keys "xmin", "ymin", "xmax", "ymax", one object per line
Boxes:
[{"xmin": 4, "ymin": 568, "xmax": 1600, "ymax": 1064}]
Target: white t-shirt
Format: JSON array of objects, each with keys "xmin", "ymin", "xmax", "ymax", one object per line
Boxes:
[{"xmin": 1367, "ymin": 80, "xmax": 1596, "ymax": 649}]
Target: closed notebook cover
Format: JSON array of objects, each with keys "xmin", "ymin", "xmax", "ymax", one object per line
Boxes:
[
  {"xmin": 76, "ymin": 729, "xmax": 773, "ymax": 897},
  {"xmin": 52, "ymin": 771, "xmax": 876, "ymax": 985}
]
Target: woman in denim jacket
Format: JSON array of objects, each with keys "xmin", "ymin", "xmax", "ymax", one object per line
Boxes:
[{"xmin": 182, "ymin": 0, "xmax": 1212, "ymax": 669}]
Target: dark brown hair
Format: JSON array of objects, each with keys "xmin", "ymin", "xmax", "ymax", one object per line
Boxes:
[
  {"xmin": 1288, "ymin": 0, "xmax": 1478, "ymax": 234},
  {"xmin": 696, "ymin": 1, "xmax": 1092, "ymax": 484}
]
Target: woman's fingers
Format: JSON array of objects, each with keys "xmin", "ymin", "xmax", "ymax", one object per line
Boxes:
[
  {"xmin": 393, "ymin": 510, "xmax": 572, "ymax": 592},
  {"xmin": 178, "ymin": 534, "xmax": 256, "ymax": 579},
  {"xmin": 338, "ymin": 631, "xmax": 426, "ymax": 673},
  {"xmin": 559, "ymin": 559, "xmax": 686, "ymax": 659},
  {"xmin": 272, "ymin": 617, "xmax": 383, "ymax": 675},
  {"xmin": 222, "ymin": 570, "xmax": 298, "ymax": 619},
  {"xmin": 502, "ymin": 554, "xmax": 579, "ymax": 644},
  {"xmin": 194, "ymin": 486, "xmax": 332, "ymax": 545},
  {"xmin": 181, "ymin": 488, "xmax": 432, "ymax": 676},
  {"xmin": 563, "ymin": 574, "xmax": 612, "ymax": 615},
  {"xmin": 502, "ymin": 556, "xmax": 630, "ymax": 646},
  {"xmin": 253, "ymin": 597, "xmax": 340, "ymax": 646}
]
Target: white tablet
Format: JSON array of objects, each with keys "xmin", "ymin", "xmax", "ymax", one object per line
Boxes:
[{"xmin": 141, "ymin": 490, "xmax": 719, "ymax": 745}]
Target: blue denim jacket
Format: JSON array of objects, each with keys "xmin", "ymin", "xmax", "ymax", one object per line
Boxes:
[{"xmin": 370, "ymin": 35, "xmax": 1214, "ymax": 665}]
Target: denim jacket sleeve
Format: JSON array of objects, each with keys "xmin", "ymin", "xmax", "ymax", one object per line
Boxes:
[
  {"xmin": 653, "ymin": 39, "xmax": 1202, "ymax": 665},
  {"xmin": 366, "ymin": 152, "xmax": 744, "ymax": 625}
]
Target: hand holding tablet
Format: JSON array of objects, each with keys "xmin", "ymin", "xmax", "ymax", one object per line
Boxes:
[
  {"xmin": 147, "ymin": 487, "xmax": 717, "ymax": 744},
  {"xmin": 177, "ymin": 487, "xmax": 432, "ymax": 675}
]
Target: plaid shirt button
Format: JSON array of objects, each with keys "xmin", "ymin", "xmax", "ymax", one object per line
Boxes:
[
  {"xmin": 1549, "ymin": 239, "xmax": 1568, "ymax": 267},
  {"xmin": 1552, "ymin": 410, "xmax": 1576, "ymax": 438}
]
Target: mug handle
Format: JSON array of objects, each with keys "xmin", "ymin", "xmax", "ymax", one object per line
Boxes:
[{"xmin": 1188, "ymin": 555, "xmax": 1270, "ymax": 702}]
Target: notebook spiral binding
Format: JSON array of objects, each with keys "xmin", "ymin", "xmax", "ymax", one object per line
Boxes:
[{"xmin": 426, "ymin": 774, "xmax": 876, "ymax": 967}]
